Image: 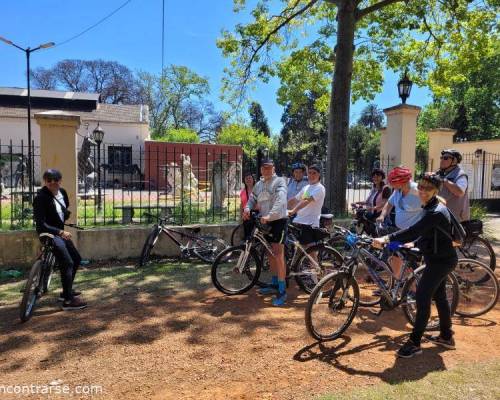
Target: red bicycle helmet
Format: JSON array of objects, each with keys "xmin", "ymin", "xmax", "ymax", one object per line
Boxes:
[{"xmin": 388, "ymin": 166, "xmax": 412, "ymax": 185}]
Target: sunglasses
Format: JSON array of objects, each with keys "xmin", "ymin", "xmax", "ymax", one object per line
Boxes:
[
  {"xmin": 417, "ymin": 184, "xmax": 435, "ymax": 192},
  {"xmin": 440, "ymin": 156, "xmax": 453, "ymax": 160},
  {"xmin": 46, "ymin": 178, "xmax": 61, "ymax": 183},
  {"xmin": 308, "ymin": 170, "xmax": 320, "ymax": 175}
]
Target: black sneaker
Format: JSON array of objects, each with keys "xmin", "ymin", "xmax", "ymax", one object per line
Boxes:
[
  {"xmin": 396, "ymin": 339, "xmax": 422, "ymax": 358},
  {"xmin": 62, "ymin": 297, "xmax": 87, "ymax": 311},
  {"xmin": 58, "ymin": 290, "xmax": 82, "ymax": 302},
  {"xmin": 424, "ymin": 334, "xmax": 456, "ymax": 349}
]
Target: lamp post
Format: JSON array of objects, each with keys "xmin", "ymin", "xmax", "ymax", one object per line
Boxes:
[
  {"xmin": 92, "ymin": 123, "xmax": 105, "ymax": 211},
  {"xmin": 397, "ymin": 70, "xmax": 413, "ymax": 104},
  {"xmin": 0, "ymin": 36, "xmax": 55, "ymax": 201}
]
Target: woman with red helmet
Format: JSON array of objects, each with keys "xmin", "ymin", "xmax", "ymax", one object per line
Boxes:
[{"xmin": 377, "ymin": 166, "xmax": 423, "ymax": 281}]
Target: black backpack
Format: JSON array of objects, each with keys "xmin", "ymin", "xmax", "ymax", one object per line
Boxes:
[{"xmin": 435, "ymin": 207, "xmax": 467, "ymax": 247}]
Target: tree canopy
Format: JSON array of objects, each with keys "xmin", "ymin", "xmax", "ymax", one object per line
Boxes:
[{"xmin": 218, "ymin": 0, "xmax": 498, "ymax": 213}]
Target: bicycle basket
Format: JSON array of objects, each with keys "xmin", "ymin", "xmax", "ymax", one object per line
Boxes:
[{"xmin": 461, "ymin": 219, "xmax": 483, "ymax": 236}]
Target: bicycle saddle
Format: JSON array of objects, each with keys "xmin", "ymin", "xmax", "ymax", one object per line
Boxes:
[
  {"xmin": 186, "ymin": 226, "xmax": 201, "ymax": 234},
  {"xmin": 39, "ymin": 233, "xmax": 55, "ymax": 246},
  {"xmin": 320, "ymin": 213, "xmax": 334, "ymax": 219}
]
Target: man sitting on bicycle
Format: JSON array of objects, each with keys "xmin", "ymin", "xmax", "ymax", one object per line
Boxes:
[
  {"xmin": 33, "ymin": 169, "xmax": 87, "ymax": 311},
  {"xmin": 243, "ymin": 158, "xmax": 288, "ymax": 306},
  {"xmin": 287, "ymin": 164, "xmax": 325, "ymax": 245}
]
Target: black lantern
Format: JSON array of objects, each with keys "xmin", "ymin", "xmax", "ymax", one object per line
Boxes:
[
  {"xmin": 397, "ymin": 70, "xmax": 413, "ymax": 104},
  {"xmin": 92, "ymin": 123, "xmax": 105, "ymax": 210}
]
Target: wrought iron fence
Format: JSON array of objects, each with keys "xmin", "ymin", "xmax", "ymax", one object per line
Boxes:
[
  {"xmin": 77, "ymin": 141, "xmax": 244, "ymax": 227},
  {"xmin": 0, "ymin": 139, "xmax": 40, "ymax": 230}
]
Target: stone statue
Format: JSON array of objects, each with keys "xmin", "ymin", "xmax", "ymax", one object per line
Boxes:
[
  {"xmin": 211, "ymin": 153, "xmax": 229, "ymax": 210},
  {"xmin": 78, "ymin": 136, "xmax": 96, "ymax": 192},
  {"xmin": 164, "ymin": 154, "xmax": 199, "ymax": 197}
]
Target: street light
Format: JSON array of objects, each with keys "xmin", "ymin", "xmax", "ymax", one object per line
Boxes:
[
  {"xmin": 397, "ymin": 70, "xmax": 413, "ymax": 104},
  {"xmin": 0, "ymin": 36, "xmax": 55, "ymax": 201},
  {"xmin": 92, "ymin": 123, "xmax": 105, "ymax": 211}
]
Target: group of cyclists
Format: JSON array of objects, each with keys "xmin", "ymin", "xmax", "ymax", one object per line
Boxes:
[
  {"xmin": 34, "ymin": 148, "xmax": 471, "ymax": 357},
  {"xmin": 238, "ymin": 149, "xmax": 470, "ymax": 358}
]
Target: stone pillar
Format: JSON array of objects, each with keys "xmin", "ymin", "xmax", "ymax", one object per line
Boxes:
[
  {"xmin": 378, "ymin": 127, "xmax": 388, "ymax": 168},
  {"xmin": 382, "ymin": 104, "xmax": 421, "ymax": 172},
  {"xmin": 427, "ymin": 128, "xmax": 456, "ymax": 172},
  {"xmin": 35, "ymin": 111, "xmax": 80, "ymax": 226}
]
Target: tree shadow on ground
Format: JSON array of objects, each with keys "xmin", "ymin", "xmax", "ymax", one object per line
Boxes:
[
  {"xmin": 294, "ymin": 333, "xmax": 448, "ymax": 385},
  {"xmin": 0, "ymin": 260, "xmax": 306, "ymax": 372}
]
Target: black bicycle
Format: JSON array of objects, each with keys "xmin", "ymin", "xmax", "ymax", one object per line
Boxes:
[
  {"xmin": 20, "ymin": 233, "xmax": 59, "ymax": 322},
  {"xmin": 305, "ymin": 232, "xmax": 459, "ymax": 341},
  {"xmin": 458, "ymin": 219, "xmax": 496, "ymax": 272},
  {"xmin": 139, "ymin": 213, "xmax": 228, "ymax": 266},
  {"xmin": 211, "ymin": 215, "xmax": 343, "ymax": 295}
]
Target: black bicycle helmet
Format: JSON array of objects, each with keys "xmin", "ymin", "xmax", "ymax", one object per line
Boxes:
[
  {"xmin": 419, "ymin": 172, "xmax": 443, "ymax": 190},
  {"xmin": 441, "ymin": 149, "xmax": 462, "ymax": 164},
  {"xmin": 371, "ymin": 168, "xmax": 386, "ymax": 179},
  {"xmin": 42, "ymin": 169, "xmax": 62, "ymax": 181},
  {"xmin": 291, "ymin": 162, "xmax": 306, "ymax": 172}
]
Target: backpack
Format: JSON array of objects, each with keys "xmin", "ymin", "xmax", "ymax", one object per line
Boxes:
[{"xmin": 435, "ymin": 207, "xmax": 467, "ymax": 247}]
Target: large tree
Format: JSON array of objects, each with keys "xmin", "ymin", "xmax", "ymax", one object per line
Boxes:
[
  {"xmin": 218, "ymin": 0, "xmax": 497, "ymax": 214},
  {"xmin": 137, "ymin": 65, "xmax": 224, "ymax": 140},
  {"xmin": 249, "ymin": 102, "xmax": 271, "ymax": 137},
  {"xmin": 31, "ymin": 59, "xmax": 140, "ymax": 104}
]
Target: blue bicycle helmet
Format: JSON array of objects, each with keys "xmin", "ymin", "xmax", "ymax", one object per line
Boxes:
[{"xmin": 291, "ymin": 162, "xmax": 306, "ymax": 172}]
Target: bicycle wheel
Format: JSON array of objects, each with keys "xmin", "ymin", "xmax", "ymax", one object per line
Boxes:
[
  {"xmin": 255, "ymin": 243, "xmax": 272, "ymax": 288},
  {"xmin": 139, "ymin": 225, "xmax": 161, "ymax": 266},
  {"xmin": 193, "ymin": 235, "xmax": 228, "ymax": 263},
  {"xmin": 211, "ymin": 245, "xmax": 262, "ymax": 295},
  {"xmin": 19, "ymin": 260, "xmax": 44, "ymax": 322},
  {"xmin": 355, "ymin": 258, "xmax": 394, "ymax": 307},
  {"xmin": 305, "ymin": 272, "xmax": 360, "ymax": 341},
  {"xmin": 402, "ymin": 270, "xmax": 459, "ymax": 331},
  {"xmin": 454, "ymin": 259, "xmax": 499, "ymax": 317},
  {"xmin": 230, "ymin": 223, "xmax": 245, "ymax": 246},
  {"xmin": 458, "ymin": 236, "xmax": 496, "ymax": 273},
  {"xmin": 295, "ymin": 245, "xmax": 344, "ymax": 294}
]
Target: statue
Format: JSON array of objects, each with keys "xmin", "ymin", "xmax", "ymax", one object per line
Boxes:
[
  {"xmin": 211, "ymin": 153, "xmax": 229, "ymax": 210},
  {"xmin": 78, "ymin": 136, "xmax": 96, "ymax": 192},
  {"xmin": 164, "ymin": 154, "xmax": 199, "ymax": 198}
]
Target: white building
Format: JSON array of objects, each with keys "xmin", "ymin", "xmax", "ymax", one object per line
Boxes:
[{"xmin": 0, "ymin": 87, "xmax": 150, "ymax": 185}]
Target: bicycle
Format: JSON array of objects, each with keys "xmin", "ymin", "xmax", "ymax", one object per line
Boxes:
[
  {"xmin": 453, "ymin": 258, "xmax": 499, "ymax": 317},
  {"xmin": 211, "ymin": 215, "xmax": 343, "ymax": 295},
  {"xmin": 305, "ymin": 233, "xmax": 460, "ymax": 341},
  {"xmin": 457, "ymin": 219, "xmax": 496, "ymax": 273},
  {"xmin": 19, "ymin": 233, "xmax": 58, "ymax": 322},
  {"xmin": 139, "ymin": 213, "xmax": 228, "ymax": 266}
]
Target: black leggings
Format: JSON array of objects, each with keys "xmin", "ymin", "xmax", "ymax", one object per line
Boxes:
[
  {"xmin": 52, "ymin": 237, "xmax": 81, "ymax": 301},
  {"xmin": 410, "ymin": 256, "xmax": 457, "ymax": 345}
]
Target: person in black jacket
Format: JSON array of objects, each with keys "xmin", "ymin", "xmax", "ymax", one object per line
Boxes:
[
  {"xmin": 33, "ymin": 169, "xmax": 87, "ymax": 311},
  {"xmin": 373, "ymin": 173, "xmax": 457, "ymax": 358}
]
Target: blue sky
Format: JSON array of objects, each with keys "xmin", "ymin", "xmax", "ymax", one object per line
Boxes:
[{"xmin": 0, "ymin": 0, "xmax": 433, "ymax": 134}]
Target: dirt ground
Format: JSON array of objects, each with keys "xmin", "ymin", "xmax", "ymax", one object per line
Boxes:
[{"xmin": 0, "ymin": 255, "xmax": 499, "ymax": 400}]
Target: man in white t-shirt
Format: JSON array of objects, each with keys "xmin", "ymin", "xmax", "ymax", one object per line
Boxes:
[{"xmin": 288, "ymin": 164, "xmax": 325, "ymax": 245}]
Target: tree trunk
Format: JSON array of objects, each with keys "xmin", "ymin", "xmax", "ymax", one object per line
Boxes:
[{"xmin": 325, "ymin": 0, "xmax": 356, "ymax": 215}]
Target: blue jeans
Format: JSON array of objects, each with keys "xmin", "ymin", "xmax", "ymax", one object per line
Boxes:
[{"xmin": 52, "ymin": 237, "xmax": 81, "ymax": 301}]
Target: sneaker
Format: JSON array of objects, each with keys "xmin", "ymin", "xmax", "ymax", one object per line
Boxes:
[
  {"xmin": 258, "ymin": 285, "xmax": 278, "ymax": 295},
  {"xmin": 272, "ymin": 292, "xmax": 287, "ymax": 306},
  {"xmin": 58, "ymin": 290, "xmax": 82, "ymax": 302},
  {"xmin": 424, "ymin": 335, "xmax": 456, "ymax": 350},
  {"xmin": 396, "ymin": 339, "xmax": 422, "ymax": 358},
  {"xmin": 62, "ymin": 297, "xmax": 87, "ymax": 311}
]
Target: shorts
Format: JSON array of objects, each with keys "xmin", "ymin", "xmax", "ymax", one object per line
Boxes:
[
  {"xmin": 264, "ymin": 218, "xmax": 288, "ymax": 244},
  {"xmin": 294, "ymin": 223, "xmax": 326, "ymax": 245}
]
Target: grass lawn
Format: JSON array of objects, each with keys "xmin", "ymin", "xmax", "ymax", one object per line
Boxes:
[{"xmin": 320, "ymin": 360, "xmax": 500, "ymax": 400}]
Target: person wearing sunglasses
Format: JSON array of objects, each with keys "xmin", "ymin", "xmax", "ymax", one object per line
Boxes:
[
  {"xmin": 436, "ymin": 149, "xmax": 470, "ymax": 221},
  {"xmin": 33, "ymin": 169, "xmax": 87, "ymax": 311},
  {"xmin": 373, "ymin": 174, "xmax": 458, "ymax": 358}
]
